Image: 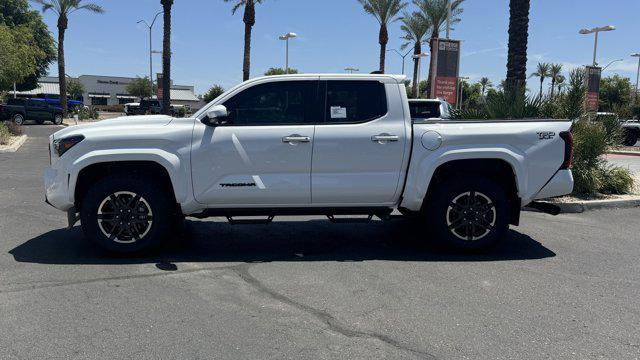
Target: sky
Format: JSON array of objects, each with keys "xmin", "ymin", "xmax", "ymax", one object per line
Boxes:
[{"xmin": 35, "ymin": 0, "xmax": 640, "ymax": 95}]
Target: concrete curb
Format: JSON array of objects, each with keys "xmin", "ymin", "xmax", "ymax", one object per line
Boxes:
[
  {"xmin": 0, "ymin": 135, "xmax": 27, "ymax": 153},
  {"xmin": 608, "ymin": 150, "xmax": 640, "ymax": 156},
  {"xmin": 528, "ymin": 198, "xmax": 640, "ymax": 214}
]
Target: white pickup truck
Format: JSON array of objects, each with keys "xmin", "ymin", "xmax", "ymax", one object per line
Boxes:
[{"xmin": 44, "ymin": 74, "xmax": 574, "ymax": 253}]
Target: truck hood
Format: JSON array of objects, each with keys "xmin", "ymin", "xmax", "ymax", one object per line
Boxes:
[{"xmin": 52, "ymin": 115, "xmax": 174, "ymax": 140}]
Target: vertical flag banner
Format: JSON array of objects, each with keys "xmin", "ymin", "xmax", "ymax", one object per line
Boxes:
[
  {"xmin": 156, "ymin": 73, "xmax": 164, "ymax": 100},
  {"xmin": 430, "ymin": 39, "xmax": 461, "ymax": 104},
  {"xmin": 585, "ymin": 66, "xmax": 601, "ymax": 112}
]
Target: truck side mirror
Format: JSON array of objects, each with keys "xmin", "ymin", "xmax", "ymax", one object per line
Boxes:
[{"xmin": 202, "ymin": 105, "xmax": 229, "ymax": 126}]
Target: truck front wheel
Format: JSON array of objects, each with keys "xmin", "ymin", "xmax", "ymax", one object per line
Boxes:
[
  {"xmin": 80, "ymin": 175, "xmax": 175, "ymax": 253},
  {"xmin": 425, "ymin": 177, "xmax": 509, "ymax": 251}
]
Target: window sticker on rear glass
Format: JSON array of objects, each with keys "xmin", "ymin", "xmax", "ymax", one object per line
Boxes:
[{"xmin": 330, "ymin": 106, "xmax": 347, "ymax": 119}]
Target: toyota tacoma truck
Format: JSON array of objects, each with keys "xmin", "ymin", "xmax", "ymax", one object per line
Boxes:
[{"xmin": 44, "ymin": 74, "xmax": 574, "ymax": 253}]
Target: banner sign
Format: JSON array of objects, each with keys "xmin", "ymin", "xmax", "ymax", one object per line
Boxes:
[
  {"xmin": 156, "ymin": 73, "xmax": 164, "ymax": 100},
  {"xmin": 430, "ymin": 39, "xmax": 461, "ymax": 104},
  {"xmin": 585, "ymin": 66, "xmax": 601, "ymax": 112}
]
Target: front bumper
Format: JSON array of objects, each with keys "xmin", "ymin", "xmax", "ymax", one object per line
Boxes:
[{"xmin": 44, "ymin": 166, "xmax": 74, "ymax": 211}]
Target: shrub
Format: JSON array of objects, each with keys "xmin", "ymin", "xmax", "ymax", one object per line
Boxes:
[
  {"xmin": 72, "ymin": 106, "xmax": 99, "ymax": 121},
  {"xmin": 0, "ymin": 122, "xmax": 9, "ymax": 145},
  {"xmin": 595, "ymin": 113, "xmax": 623, "ymax": 146},
  {"xmin": 599, "ymin": 165, "xmax": 634, "ymax": 195}
]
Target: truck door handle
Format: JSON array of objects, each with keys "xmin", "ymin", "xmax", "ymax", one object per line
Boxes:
[
  {"xmin": 282, "ymin": 135, "xmax": 311, "ymax": 143},
  {"xmin": 371, "ymin": 134, "xmax": 399, "ymax": 142}
]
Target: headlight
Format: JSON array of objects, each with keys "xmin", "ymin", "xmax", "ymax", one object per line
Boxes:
[{"xmin": 53, "ymin": 135, "xmax": 84, "ymax": 157}]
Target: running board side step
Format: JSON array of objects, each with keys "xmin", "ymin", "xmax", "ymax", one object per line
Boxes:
[
  {"xmin": 226, "ymin": 216, "xmax": 274, "ymax": 225},
  {"xmin": 326, "ymin": 214, "xmax": 374, "ymax": 223}
]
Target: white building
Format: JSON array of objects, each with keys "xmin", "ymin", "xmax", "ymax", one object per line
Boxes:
[{"xmin": 16, "ymin": 75, "xmax": 205, "ymax": 111}]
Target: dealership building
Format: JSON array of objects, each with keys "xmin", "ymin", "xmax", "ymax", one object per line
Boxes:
[{"xmin": 16, "ymin": 75, "xmax": 205, "ymax": 110}]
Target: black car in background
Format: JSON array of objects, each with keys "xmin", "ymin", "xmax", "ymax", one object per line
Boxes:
[
  {"xmin": 0, "ymin": 98, "xmax": 64, "ymax": 125},
  {"xmin": 125, "ymin": 99, "xmax": 175, "ymax": 116}
]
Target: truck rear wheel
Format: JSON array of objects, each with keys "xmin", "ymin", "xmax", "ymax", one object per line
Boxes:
[
  {"xmin": 13, "ymin": 113, "xmax": 24, "ymax": 126},
  {"xmin": 623, "ymin": 129, "xmax": 638, "ymax": 146},
  {"xmin": 425, "ymin": 177, "xmax": 509, "ymax": 251},
  {"xmin": 80, "ymin": 175, "xmax": 175, "ymax": 254}
]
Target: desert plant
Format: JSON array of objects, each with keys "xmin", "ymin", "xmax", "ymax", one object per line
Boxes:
[
  {"xmin": 6, "ymin": 121, "xmax": 23, "ymax": 136},
  {"xmin": 0, "ymin": 122, "xmax": 10, "ymax": 144},
  {"xmin": 530, "ymin": 62, "xmax": 550, "ymax": 98},
  {"xmin": 505, "ymin": 0, "xmax": 530, "ymax": 96},
  {"xmin": 72, "ymin": 106, "xmax": 98, "ymax": 120},
  {"xmin": 225, "ymin": 0, "xmax": 266, "ymax": 81},
  {"xmin": 203, "ymin": 85, "xmax": 225, "ymax": 103},
  {"xmin": 549, "ymin": 63, "xmax": 563, "ymax": 98},
  {"xmin": 595, "ymin": 112, "xmax": 623, "ymax": 146},
  {"xmin": 161, "ymin": 0, "xmax": 173, "ymax": 115},
  {"xmin": 399, "ymin": 11, "xmax": 430, "ymax": 98},
  {"xmin": 598, "ymin": 164, "xmax": 634, "ymax": 195}
]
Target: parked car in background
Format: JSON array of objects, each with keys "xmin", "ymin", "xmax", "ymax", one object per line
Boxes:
[
  {"xmin": 37, "ymin": 93, "xmax": 84, "ymax": 110},
  {"xmin": 1, "ymin": 98, "xmax": 63, "ymax": 125},
  {"xmin": 44, "ymin": 74, "xmax": 574, "ymax": 254},
  {"xmin": 408, "ymin": 99, "xmax": 452, "ymax": 121},
  {"xmin": 124, "ymin": 102, "xmax": 140, "ymax": 116}
]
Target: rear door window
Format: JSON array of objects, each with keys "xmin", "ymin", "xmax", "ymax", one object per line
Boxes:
[
  {"xmin": 409, "ymin": 102, "xmax": 441, "ymax": 120},
  {"xmin": 323, "ymin": 81, "xmax": 387, "ymax": 123}
]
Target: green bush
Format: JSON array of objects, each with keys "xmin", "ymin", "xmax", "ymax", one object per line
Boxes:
[
  {"xmin": 0, "ymin": 122, "xmax": 10, "ymax": 145},
  {"xmin": 72, "ymin": 106, "xmax": 99, "ymax": 120},
  {"xmin": 599, "ymin": 165, "xmax": 634, "ymax": 195}
]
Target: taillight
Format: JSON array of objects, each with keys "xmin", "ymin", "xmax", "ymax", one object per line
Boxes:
[{"xmin": 559, "ymin": 131, "xmax": 573, "ymax": 169}]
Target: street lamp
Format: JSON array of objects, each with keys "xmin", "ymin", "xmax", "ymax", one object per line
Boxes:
[
  {"xmin": 138, "ymin": 11, "xmax": 163, "ymax": 98},
  {"xmin": 632, "ymin": 53, "xmax": 640, "ymax": 102},
  {"xmin": 579, "ymin": 25, "xmax": 616, "ymax": 66},
  {"xmin": 387, "ymin": 49, "xmax": 413, "ymax": 74},
  {"xmin": 412, "ymin": 52, "xmax": 428, "ymax": 98},
  {"xmin": 278, "ymin": 32, "xmax": 297, "ymax": 74},
  {"xmin": 602, "ymin": 58, "xmax": 623, "ymax": 72},
  {"xmin": 345, "ymin": 67, "xmax": 360, "ymax": 74},
  {"xmin": 457, "ymin": 76, "xmax": 469, "ymax": 109}
]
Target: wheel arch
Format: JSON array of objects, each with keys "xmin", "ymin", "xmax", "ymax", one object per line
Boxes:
[{"xmin": 71, "ymin": 156, "xmax": 187, "ymax": 211}]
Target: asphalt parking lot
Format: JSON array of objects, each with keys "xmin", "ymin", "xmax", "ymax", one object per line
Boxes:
[{"xmin": 1, "ymin": 125, "xmax": 639, "ymax": 359}]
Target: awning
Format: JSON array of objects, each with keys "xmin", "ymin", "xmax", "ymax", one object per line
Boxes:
[
  {"xmin": 116, "ymin": 94, "xmax": 137, "ymax": 99},
  {"xmin": 170, "ymin": 89, "xmax": 199, "ymax": 101},
  {"xmin": 88, "ymin": 93, "xmax": 110, "ymax": 98},
  {"xmin": 15, "ymin": 82, "xmax": 60, "ymax": 96}
]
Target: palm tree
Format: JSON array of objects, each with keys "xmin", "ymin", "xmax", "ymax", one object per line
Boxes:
[
  {"xmin": 530, "ymin": 62, "xmax": 550, "ymax": 98},
  {"xmin": 505, "ymin": 0, "xmax": 530, "ymax": 96},
  {"xmin": 225, "ymin": 0, "xmax": 265, "ymax": 81},
  {"xmin": 358, "ymin": 0, "xmax": 407, "ymax": 73},
  {"xmin": 478, "ymin": 77, "xmax": 492, "ymax": 96},
  {"xmin": 549, "ymin": 63, "xmax": 563, "ymax": 98},
  {"xmin": 400, "ymin": 11, "xmax": 430, "ymax": 98},
  {"xmin": 555, "ymin": 74, "xmax": 566, "ymax": 95},
  {"xmin": 414, "ymin": 0, "xmax": 464, "ymax": 97},
  {"xmin": 33, "ymin": 0, "xmax": 104, "ymax": 116},
  {"xmin": 161, "ymin": 0, "xmax": 173, "ymax": 115}
]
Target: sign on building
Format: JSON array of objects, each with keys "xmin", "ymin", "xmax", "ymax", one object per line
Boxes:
[
  {"xmin": 430, "ymin": 39, "xmax": 461, "ymax": 104},
  {"xmin": 585, "ymin": 66, "xmax": 601, "ymax": 112}
]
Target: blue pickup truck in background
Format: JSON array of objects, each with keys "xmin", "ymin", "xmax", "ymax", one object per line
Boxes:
[{"xmin": 37, "ymin": 94, "xmax": 84, "ymax": 110}]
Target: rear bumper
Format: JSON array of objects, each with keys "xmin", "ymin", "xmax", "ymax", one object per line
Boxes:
[{"xmin": 533, "ymin": 169, "xmax": 574, "ymax": 200}]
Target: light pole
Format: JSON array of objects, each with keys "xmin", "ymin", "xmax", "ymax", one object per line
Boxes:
[
  {"xmin": 579, "ymin": 25, "xmax": 616, "ymax": 66},
  {"xmin": 137, "ymin": 11, "xmax": 163, "ymax": 98},
  {"xmin": 345, "ymin": 67, "xmax": 360, "ymax": 74},
  {"xmin": 412, "ymin": 52, "xmax": 428, "ymax": 98},
  {"xmin": 457, "ymin": 76, "xmax": 469, "ymax": 109},
  {"xmin": 632, "ymin": 53, "xmax": 640, "ymax": 102},
  {"xmin": 279, "ymin": 32, "xmax": 297, "ymax": 74},
  {"xmin": 387, "ymin": 49, "xmax": 413, "ymax": 74},
  {"xmin": 601, "ymin": 58, "xmax": 623, "ymax": 72}
]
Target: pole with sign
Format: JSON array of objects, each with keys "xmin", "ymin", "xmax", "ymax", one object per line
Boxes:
[
  {"xmin": 156, "ymin": 73, "xmax": 164, "ymax": 101},
  {"xmin": 429, "ymin": 38, "xmax": 461, "ymax": 104},
  {"xmin": 585, "ymin": 66, "xmax": 601, "ymax": 112}
]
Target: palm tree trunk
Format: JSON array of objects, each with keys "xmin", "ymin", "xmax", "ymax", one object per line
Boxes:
[
  {"xmin": 412, "ymin": 43, "xmax": 421, "ymax": 98},
  {"xmin": 243, "ymin": 22, "xmax": 252, "ymax": 81},
  {"xmin": 539, "ymin": 79, "xmax": 543, "ymax": 98},
  {"xmin": 378, "ymin": 24, "xmax": 388, "ymax": 73},
  {"xmin": 242, "ymin": 1, "xmax": 256, "ymax": 81},
  {"xmin": 426, "ymin": 29, "xmax": 439, "ymax": 98},
  {"xmin": 57, "ymin": 17, "xmax": 68, "ymax": 117},
  {"xmin": 550, "ymin": 79, "xmax": 556, "ymax": 98},
  {"xmin": 161, "ymin": 0, "xmax": 173, "ymax": 115},
  {"xmin": 506, "ymin": 0, "xmax": 530, "ymax": 95}
]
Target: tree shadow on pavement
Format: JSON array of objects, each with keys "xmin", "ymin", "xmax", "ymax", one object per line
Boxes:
[{"xmin": 9, "ymin": 218, "xmax": 555, "ymax": 266}]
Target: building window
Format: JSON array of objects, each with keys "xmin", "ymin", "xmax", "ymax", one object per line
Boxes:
[{"xmin": 91, "ymin": 97, "xmax": 108, "ymax": 106}]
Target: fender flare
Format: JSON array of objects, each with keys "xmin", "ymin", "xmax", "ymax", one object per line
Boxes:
[
  {"xmin": 400, "ymin": 147, "xmax": 526, "ymax": 211},
  {"xmin": 67, "ymin": 149, "xmax": 189, "ymax": 205}
]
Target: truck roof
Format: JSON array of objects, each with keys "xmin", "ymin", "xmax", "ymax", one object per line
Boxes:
[{"xmin": 248, "ymin": 73, "xmax": 408, "ymax": 83}]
